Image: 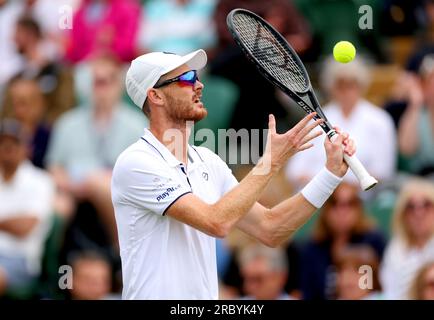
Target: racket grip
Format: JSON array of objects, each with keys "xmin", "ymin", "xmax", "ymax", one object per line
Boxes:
[
  {"xmin": 329, "ymin": 134, "xmax": 378, "ymax": 191},
  {"xmin": 343, "ymin": 153, "xmax": 378, "ymax": 191}
]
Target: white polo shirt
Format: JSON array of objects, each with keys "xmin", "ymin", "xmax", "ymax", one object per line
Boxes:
[{"xmin": 111, "ymin": 129, "xmax": 238, "ymax": 300}]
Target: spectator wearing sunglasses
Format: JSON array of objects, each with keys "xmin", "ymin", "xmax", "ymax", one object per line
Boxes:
[
  {"xmin": 112, "ymin": 49, "xmax": 356, "ymax": 299},
  {"xmin": 380, "ymin": 179, "xmax": 434, "ymax": 299},
  {"xmin": 299, "ymin": 182, "xmax": 385, "ymax": 300},
  {"xmin": 409, "ymin": 261, "xmax": 434, "ymax": 300}
]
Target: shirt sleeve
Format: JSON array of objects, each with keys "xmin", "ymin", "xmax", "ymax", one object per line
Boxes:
[{"xmin": 112, "ymin": 152, "xmax": 192, "ymax": 216}]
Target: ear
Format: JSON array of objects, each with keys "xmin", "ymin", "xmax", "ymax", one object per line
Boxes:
[{"xmin": 147, "ymin": 88, "xmax": 165, "ymax": 106}]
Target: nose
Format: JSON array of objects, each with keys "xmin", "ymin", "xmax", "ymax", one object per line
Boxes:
[{"xmin": 195, "ymin": 79, "xmax": 204, "ymax": 90}]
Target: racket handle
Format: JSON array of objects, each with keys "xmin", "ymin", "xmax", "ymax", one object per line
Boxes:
[
  {"xmin": 329, "ymin": 134, "xmax": 378, "ymax": 191},
  {"xmin": 343, "ymin": 153, "xmax": 378, "ymax": 191}
]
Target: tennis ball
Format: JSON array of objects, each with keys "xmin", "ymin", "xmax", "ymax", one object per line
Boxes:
[{"xmin": 333, "ymin": 41, "xmax": 356, "ymax": 63}]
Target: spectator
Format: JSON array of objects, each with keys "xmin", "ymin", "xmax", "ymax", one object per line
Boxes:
[
  {"xmin": 2, "ymin": 77, "xmax": 50, "ymax": 169},
  {"xmin": 46, "ymin": 54, "xmax": 146, "ymax": 254},
  {"xmin": 0, "ymin": 119, "xmax": 55, "ymax": 297},
  {"xmin": 238, "ymin": 243, "xmax": 296, "ymax": 300},
  {"xmin": 138, "ymin": 0, "xmax": 218, "ymax": 55},
  {"xmin": 409, "ymin": 261, "xmax": 434, "ymax": 300},
  {"xmin": 68, "ymin": 250, "xmax": 115, "ymax": 300},
  {"xmin": 10, "ymin": 15, "xmax": 75, "ymax": 124},
  {"xmin": 335, "ymin": 245, "xmax": 383, "ymax": 300},
  {"xmin": 397, "ymin": 55, "xmax": 434, "ymax": 175},
  {"xmin": 380, "ymin": 178, "xmax": 434, "ymax": 299},
  {"xmin": 299, "ymin": 182, "xmax": 386, "ymax": 300},
  {"xmin": 286, "ymin": 58, "xmax": 396, "ymax": 190},
  {"xmin": 65, "ymin": 0, "xmax": 141, "ymax": 63}
]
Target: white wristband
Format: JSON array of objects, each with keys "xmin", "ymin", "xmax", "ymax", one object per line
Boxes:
[{"xmin": 301, "ymin": 167, "xmax": 343, "ymax": 208}]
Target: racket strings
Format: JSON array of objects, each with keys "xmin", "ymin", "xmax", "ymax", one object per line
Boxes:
[{"xmin": 232, "ymin": 13, "xmax": 309, "ymax": 93}]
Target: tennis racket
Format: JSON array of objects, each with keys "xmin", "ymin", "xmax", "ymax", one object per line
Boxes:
[{"xmin": 226, "ymin": 8, "xmax": 378, "ymax": 191}]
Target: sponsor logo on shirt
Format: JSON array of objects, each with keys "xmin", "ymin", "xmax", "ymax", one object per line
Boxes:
[
  {"xmin": 156, "ymin": 184, "xmax": 181, "ymax": 202},
  {"xmin": 202, "ymin": 172, "xmax": 209, "ymax": 181}
]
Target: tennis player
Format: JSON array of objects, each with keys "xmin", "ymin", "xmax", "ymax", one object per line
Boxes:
[{"xmin": 111, "ymin": 49, "xmax": 355, "ymax": 299}]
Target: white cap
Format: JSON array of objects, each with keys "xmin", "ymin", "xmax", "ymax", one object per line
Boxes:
[{"xmin": 125, "ymin": 49, "xmax": 207, "ymax": 109}]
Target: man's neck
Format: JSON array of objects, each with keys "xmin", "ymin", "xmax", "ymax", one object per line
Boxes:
[
  {"xmin": 149, "ymin": 120, "xmax": 193, "ymax": 165},
  {"xmin": 1, "ymin": 164, "xmax": 19, "ymax": 183}
]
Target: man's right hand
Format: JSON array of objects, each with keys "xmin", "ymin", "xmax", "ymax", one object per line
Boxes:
[
  {"xmin": 258, "ymin": 113, "xmax": 323, "ymax": 175},
  {"xmin": 324, "ymin": 128, "xmax": 356, "ymax": 177}
]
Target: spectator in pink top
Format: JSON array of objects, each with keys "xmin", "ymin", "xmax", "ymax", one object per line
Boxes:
[{"xmin": 65, "ymin": 0, "xmax": 141, "ymax": 63}]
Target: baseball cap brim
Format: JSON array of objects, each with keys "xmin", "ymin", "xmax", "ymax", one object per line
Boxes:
[{"xmin": 162, "ymin": 49, "xmax": 208, "ymax": 75}]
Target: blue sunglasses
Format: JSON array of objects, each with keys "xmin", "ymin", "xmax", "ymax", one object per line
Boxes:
[{"xmin": 154, "ymin": 70, "xmax": 199, "ymax": 88}]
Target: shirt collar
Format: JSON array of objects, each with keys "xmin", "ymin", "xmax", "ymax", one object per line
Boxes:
[{"xmin": 141, "ymin": 128, "xmax": 203, "ymax": 168}]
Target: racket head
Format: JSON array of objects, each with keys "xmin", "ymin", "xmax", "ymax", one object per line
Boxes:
[{"xmin": 226, "ymin": 8, "xmax": 311, "ymax": 95}]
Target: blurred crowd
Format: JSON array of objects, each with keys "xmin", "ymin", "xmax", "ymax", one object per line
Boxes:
[{"xmin": 1, "ymin": 0, "xmax": 434, "ymax": 300}]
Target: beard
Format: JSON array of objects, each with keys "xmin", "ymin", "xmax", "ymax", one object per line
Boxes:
[{"xmin": 166, "ymin": 94, "xmax": 208, "ymax": 123}]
